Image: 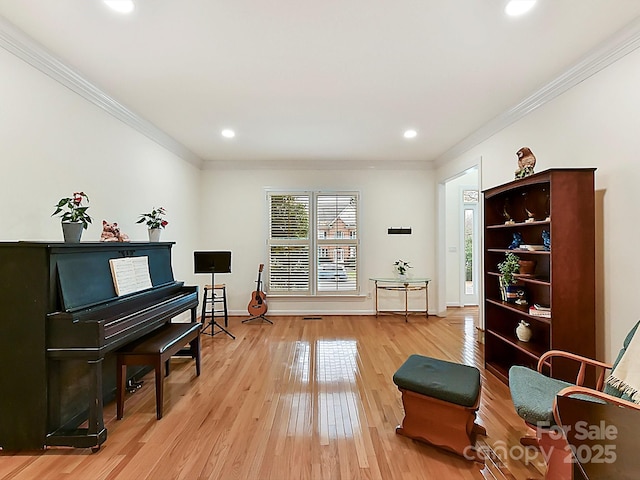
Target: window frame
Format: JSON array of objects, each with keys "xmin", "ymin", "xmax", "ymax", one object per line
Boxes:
[{"xmin": 266, "ymin": 190, "xmax": 360, "ymax": 296}]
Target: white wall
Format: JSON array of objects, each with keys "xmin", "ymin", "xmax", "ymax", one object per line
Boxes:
[
  {"xmin": 437, "ymin": 46, "xmax": 640, "ymax": 362},
  {"xmin": 0, "ymin": 47, "xmax": 202, "ymax": 290},
  {"xmin": 198, "ymin": 167, "xmax": 436, "ymax": 315},
  {"xmin": 0, "ymin": 39, "xmax": 438, "ymax": 319}
]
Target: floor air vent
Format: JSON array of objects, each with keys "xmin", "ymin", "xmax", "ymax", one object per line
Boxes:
[{"xmin": 303, "ymin": 316, "xmax": 323, "ymax": 320}]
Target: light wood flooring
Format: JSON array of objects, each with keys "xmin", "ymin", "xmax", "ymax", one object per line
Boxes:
[{"xmin": 0, "ymin": 309, "xmax": 547, "ymax": 479}]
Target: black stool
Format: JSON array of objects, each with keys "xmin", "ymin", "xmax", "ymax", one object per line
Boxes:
[{"xmin": 201, "ymin": 284, "xmax": 234, "ymax": 339}]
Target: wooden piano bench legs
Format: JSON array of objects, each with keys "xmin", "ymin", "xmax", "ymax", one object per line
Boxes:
[
  {"xmin": 116, "ymin": 322, "xmax": 201, "ymax": 420},
  {"xmin": 392, "ymin": 355, "xmax": 486, "ymax": 462}
]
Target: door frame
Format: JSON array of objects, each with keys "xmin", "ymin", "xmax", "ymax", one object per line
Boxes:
[{"xmin": 436, "ymin": 159, "xmax": 484, "ymax": 330}]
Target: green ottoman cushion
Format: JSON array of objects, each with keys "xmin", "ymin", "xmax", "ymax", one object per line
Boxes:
[{"xmin": 392, "ymin": 354, "xmax": 480, "ymax": 408}]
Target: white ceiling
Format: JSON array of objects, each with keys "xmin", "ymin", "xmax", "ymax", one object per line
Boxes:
[{"xmin": 2, "ymin": 1, "xmax": 640, "ymax": 169}]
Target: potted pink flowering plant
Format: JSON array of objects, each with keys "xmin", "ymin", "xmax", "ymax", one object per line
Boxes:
[
  {"xmin": 137, "ymin": 207, "xmax": 168, "ymax": 242},
  {"xmin": 52, "ymin": 191, "xmax": 92, "ymax": 242}
]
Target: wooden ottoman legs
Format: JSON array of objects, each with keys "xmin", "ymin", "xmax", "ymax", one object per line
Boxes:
[{"xmin": 396, "ymin": 387, "xmax": 486, "ymax": 461}]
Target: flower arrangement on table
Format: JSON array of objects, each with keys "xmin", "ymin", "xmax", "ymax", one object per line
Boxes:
[
  {"xmin": 394, "ymin": 259, "xmax": 412, "ymax": 276},
  {"xmin": 137, "ymin": 207, "xmax": 168, "ymax": 230},
  {"xmin": 51, "ymin": 191, "xmax": 92, "ymax": 229}
]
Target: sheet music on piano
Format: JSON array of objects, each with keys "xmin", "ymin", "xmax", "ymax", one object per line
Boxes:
[{"xmin": 109, "ymin": 256, "xmax": 153, "ymax": 296}]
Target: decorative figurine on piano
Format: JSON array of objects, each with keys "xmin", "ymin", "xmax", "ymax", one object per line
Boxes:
[{"xmin": 100, "ymin": 220, "xmax": 130, "ymax": 242}]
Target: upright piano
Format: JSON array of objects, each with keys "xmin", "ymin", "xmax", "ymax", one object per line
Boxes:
[{"xmin": 0, "ymin": 241, "xmax": 198, "ymax": 451}]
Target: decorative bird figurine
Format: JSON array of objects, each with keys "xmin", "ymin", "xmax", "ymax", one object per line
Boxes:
[
  {"xmin": 502, "ymin": 198, "xmax": 514, "ymax": 224},
  {"xmin": 515, "ymin": 147, "xmax": 536, "ymax": 179}
]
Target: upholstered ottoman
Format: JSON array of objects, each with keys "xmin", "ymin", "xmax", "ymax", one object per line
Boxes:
[{"xmin": 393, "ymin": 354, "xmax": 485, "ymax": 460}]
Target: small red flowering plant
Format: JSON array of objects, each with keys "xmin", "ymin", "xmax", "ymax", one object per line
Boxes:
[
  {"xmin": 137, "ymin": 207, "xmax": 169, "ymax": 229},
  {"xmin": 52, "ymin": 191, "xmax": 93, "ymax": 230}
]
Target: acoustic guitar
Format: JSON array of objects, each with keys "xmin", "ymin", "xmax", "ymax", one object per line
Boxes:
[{"xmin": 247, "ymin": 264, "xmax": 268, "ymax": 316}]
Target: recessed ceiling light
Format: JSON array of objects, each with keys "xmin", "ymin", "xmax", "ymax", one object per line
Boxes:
[
  {"xmin": 403, "ymin": 129, "xmax": 417, "ymax": 139},
  {"xmin": 505, "ymin": 0, "xmax": 536, "ymax": 17},
  {"xmin": 103, "ymin": 0, "xmax": 135, "ymax": 14},
  {"xmin": 221, "ymin": 129, "xmax": 236, "ymax": 139}
]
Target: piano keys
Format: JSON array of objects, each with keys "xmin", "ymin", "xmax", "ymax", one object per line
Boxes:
[{"xmin": 0, "ymin": 241, "xmax": 198, "ymax": 451}]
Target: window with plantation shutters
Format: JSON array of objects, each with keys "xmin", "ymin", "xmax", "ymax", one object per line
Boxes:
[
  {"xmin": 267, "ymin": 192, "xmax": 359, "ymax": 295},
  {"xmin": 268, "ymin": 194, "xmax": 310, "ymax": 293},
  {"xmin": 316, "ymin": 193, "xmax": 357, "ymax": 292}
]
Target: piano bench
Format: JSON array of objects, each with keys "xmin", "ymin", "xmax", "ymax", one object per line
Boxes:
[{"xmin": 116, "ymin": 322, "xmax": 201, "ymax": 420}]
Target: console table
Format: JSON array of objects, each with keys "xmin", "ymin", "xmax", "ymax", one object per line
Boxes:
[{"xmin": 370, "ymin": 278, "xmax": 430, "ymax": 321}]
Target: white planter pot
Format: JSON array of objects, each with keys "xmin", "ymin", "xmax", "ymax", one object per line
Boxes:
[
  {"xmin": 516, "ymin": 321, "xmax": 532, "ymax": 342},
  {"xmin": 148, "ymin": 228, "xmax": 162, "ymax": 242}
]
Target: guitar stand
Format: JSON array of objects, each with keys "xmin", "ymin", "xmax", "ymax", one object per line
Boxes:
[{"xmin": 242, "ymin": 314, "xmax": 273, "ymax": 324}]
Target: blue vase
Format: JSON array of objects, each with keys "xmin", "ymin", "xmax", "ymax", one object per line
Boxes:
[{"xmin": 505, "ymin": 285, "xmax": 519, "ymax": 303}]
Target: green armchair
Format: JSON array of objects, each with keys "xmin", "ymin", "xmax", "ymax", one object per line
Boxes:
[{"xmin": 508, "ymin": 321, "xmax": 640, "ymax": 478}]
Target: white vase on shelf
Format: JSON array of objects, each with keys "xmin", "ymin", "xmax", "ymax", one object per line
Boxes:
[
  {"xmin": 148, "ymin": 228, "xmax": 162, "ymax": 242},
  {"xmin": 516, "ymin": 320, "xmax": 532, "ymax": 342}
]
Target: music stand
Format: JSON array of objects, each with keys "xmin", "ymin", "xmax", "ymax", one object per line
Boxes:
[{"xmin": 194, "ymin": 251, "xmax": 235, "ymax": 339}]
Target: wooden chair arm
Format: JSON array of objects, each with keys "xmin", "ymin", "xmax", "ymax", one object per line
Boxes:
[
  {"xmin": 552, "ymin": 385, "xmax": 640, "ymax": 425},
  {"xmin": 537, "ymin": 350, "xmax": 613, "ymax": 389}
]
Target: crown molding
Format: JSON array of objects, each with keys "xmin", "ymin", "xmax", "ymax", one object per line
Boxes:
[
  {"xmin": 0, "ymin": 16, "xmax": 203, "ymax": 169},
  {"xmin": 203, "ymin": 158, "xmax": 434, "ymax": 171},
  {"xmin": 435, "ymin": 15, "xmax": 640, "ymax": 167}
]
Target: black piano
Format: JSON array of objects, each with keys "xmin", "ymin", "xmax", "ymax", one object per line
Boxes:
[{"xmin": 0, "ymin": 241, "xmax": 198, "ymax": 451}]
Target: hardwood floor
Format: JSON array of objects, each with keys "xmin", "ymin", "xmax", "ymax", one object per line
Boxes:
[{"xmin": 0, "ymin": 309, "xmax": 546, "ymax": 479}]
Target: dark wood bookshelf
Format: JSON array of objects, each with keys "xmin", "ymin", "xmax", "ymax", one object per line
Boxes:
[{"xmin": 483, "ymin": 168, "xmax": 596, "ymax": 384}]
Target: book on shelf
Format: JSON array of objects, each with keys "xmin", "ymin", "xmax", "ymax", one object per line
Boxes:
[
  {"xmin": 519, "ymin": 245, "xmax": 546, "ymax": 251},
  {"xmin": 529, "ymin": 304, "xmax": 551, "ymax": 318}
]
